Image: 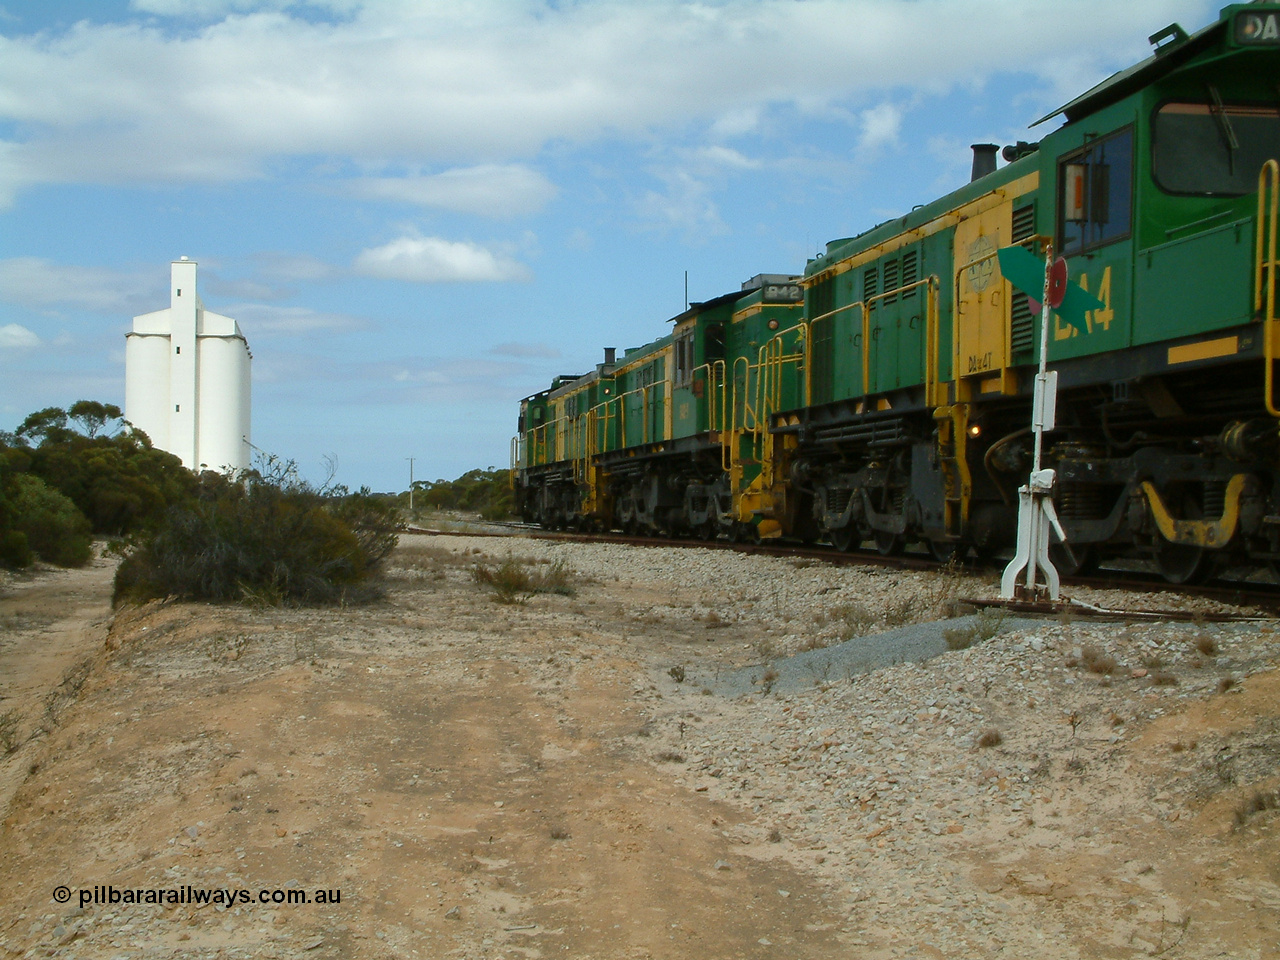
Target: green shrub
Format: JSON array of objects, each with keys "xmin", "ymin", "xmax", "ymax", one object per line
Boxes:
[
  {"xmin": 330, "ymin": 488, "xmax": 402, "ymax": 567},
  {"xmin": 113, "ymin": 465, "xmax": 397, "ymax": 606},
  {"xmin": 0, "ymin": 529, "xmax": 30, "ymax": 568},
  {"xmin": 8, "ymin": 474, "xmax": 92, "ymax": 567}
]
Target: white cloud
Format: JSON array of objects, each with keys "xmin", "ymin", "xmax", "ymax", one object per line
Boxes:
[
  {"xmin": 130, "ymin": 0, "xmax": 361, "ymax": 17},
  {"xmin": 0, "ymin": 322, "xmax": 39, "ymax": 348},
  {"xmin": 353, "ymin": 236, "xmax": 531, "ymax": 283},
  {"xmin": 708, "ymin": 107, "xmax": 762, "ymax": 139},
  {"xmin": 350, "ymin": 165, "xmax": 557, "ymax": 218},
  {"xmin": 634, "ymin": 170, "xmax": 727, "ymax": 240},
  {"xmin": 858, "ymin": 102, "xmax": 902, "ymax": 153},
  {"xmin": 230, "ymin": 303, "xmax": 366, "ymax": 335},
  {"xmin": 689, "ymin": 145, "xmax": 761, "ymax": 170},
  {"xmin": 0, "ymin": 257, "xmax": 162, "ymax": 314},
  {"xmin": 0, "ymin": 1, "xmax": 1213, "ymax": 202}
]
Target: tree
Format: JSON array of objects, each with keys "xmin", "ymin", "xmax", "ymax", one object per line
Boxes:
[
  {"xmin": 11, "ymin": 402, "xmax": 194, "ymax": 535},
  {"xmin": 7, "ymin": 474, "xmax": 92, "ymax": 567}
]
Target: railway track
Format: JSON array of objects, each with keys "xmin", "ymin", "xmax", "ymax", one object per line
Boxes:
[{"xmin": 405, "ymin": 522, "xmax": 1280, "ymax": 617}]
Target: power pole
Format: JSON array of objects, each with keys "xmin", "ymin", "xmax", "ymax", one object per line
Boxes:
[{"xmin": 406, "ymin": 456, "xmax": 415, "ymax": 513}]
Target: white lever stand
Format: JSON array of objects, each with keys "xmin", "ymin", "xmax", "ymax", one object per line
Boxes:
[
  {"xmin": 1000, "ymin": 248, "xmax": 1068, "ymax": 602},
  {"xmin": 1001, "ymin": 468, "xmax": 1067, "ymax": 600}
]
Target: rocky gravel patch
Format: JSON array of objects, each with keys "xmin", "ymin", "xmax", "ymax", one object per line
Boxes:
[{"xmin": 2, "ymin": 533, "xmax": 1278, "ymax": 959}]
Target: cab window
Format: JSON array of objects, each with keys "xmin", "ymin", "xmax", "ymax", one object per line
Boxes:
[
  {"xmin": 1152, "ymin": 100, "xmax": 1280, "ymax": 196},
  {"xmin": 1058, "ymin": 127, "xmax": 1133, "ymax": 256},
  {"xmin": 673, "ymin": 329, "xmax": 695, "ymax": 386}
]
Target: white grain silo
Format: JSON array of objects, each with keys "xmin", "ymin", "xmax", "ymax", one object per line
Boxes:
[{"xmin": 125, "ymin": 258, "xmax": 252, "ymax": 472}]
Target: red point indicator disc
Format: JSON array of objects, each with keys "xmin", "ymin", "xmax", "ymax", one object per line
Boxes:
[{"xmin": 1046, "ymin": 257, "xmax": 1068, "ymax": 309}]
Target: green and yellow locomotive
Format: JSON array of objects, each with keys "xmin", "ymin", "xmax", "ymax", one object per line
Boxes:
[
  {"xmin": 514, "ymin": 3, "xmax": 1280, "ymax": 584},
  {"xmin": 515, "ymin": 274, "xmax": 807, "ymax": 539}
]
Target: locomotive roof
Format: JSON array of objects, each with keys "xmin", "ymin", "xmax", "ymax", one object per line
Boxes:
[
  {"xmin": 1033, "ymin": 8, "xmax": 1232, "ymax": 127},
  {"xmin": 548, "ymin": 368, "xmax": 599, "ymax": 401},
  {"xmin": 804, "ymin": 5, "xmax": 1264, "ymax": 284},
  {"xmin": 668, "ymin": 274, "xmax": 798, "ymax": 325},
  {"xmin": 805, "ymin": 149, "xmax": 1039, "ymax": 282}
]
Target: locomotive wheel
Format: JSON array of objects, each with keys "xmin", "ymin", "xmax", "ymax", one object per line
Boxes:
[
  {"xmin": 928, "ymin": 538, "xmax": 961, "ymax": 563},
  {"xmin": 829, "ymin": 525, "xmax": 857, "ymax": 552},
  {"xmin": 1154, "ymin": 539, "xmax": 1210, "ymax": 585},
  {"xmin": 874, "ymin": 531, "xmax": 905, "ymax": 556},
  {"xmin": 1049, "ymin": 542, "xmax": 1097, "ymax": 577},
  {"xmin": 698, "ymin": 520, "xmax": 717, "ymax": 541}
]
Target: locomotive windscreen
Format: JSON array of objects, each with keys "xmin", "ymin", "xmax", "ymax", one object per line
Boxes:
[{"xmin": 1152, "ymin": 101, "xmax": 1280, "ymax": 196}]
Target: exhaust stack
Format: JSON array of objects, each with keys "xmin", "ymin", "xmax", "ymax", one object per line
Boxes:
[{"xmin": 970, "ymin": 143, "xmax": 999, "ymax": 182}]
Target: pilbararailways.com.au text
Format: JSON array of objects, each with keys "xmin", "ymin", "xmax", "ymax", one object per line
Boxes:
[{"xmin": 63, "ymin": 885, "xmax": 341, "ymax": 908}]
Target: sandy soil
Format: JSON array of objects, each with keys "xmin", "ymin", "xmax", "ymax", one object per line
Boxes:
[{"xmin": 0, "ymin": 534, "xmax": 1277, "ymax": 959}]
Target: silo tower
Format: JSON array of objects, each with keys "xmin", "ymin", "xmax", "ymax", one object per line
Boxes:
[{"xmin": 125, "ymin": 258, "xmax": 252, "ymax": 472}]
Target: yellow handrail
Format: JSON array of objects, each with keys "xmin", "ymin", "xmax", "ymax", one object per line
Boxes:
[
  {"xmin": 924, "ymin": 277, "xmax": 941, "ymax": 405},
  {"xmin": 755, "ymin": 331, "xmax": 806, "ymax": 433},
  {"xmin": 1258, "ymin": 159, "xmax": 1280, "ymax": 417},
  {"xmin": 807, "ymin": 300, "xmax": 864, "ymax": 403}
]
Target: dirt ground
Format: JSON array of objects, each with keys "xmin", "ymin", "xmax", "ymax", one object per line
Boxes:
[{"xmin": 1, "ymin": 534, "xmax": 1278, "ymax": 959}]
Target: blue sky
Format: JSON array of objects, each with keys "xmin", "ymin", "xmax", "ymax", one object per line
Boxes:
[{"xmin": 0, "ymin": 0, "xmax": 1221, "ymax": 492}]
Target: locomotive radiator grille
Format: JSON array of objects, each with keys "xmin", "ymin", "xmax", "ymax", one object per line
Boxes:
[{"xmin": 1009, "ymin": 203, "xmax": 1037, "ymax": 357}]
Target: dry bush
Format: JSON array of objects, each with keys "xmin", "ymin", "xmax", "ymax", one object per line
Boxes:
[
  {"xmin": 1080, "ymin": 644, "xmax": 1117, "ymax": 675},
  {"xmin": 760, "ymin": 666, "xmax": 779, "ymax": 695},
  {"xmin": 1218, "ymin": 676, "xmax": 1236, "ymax": 693},
  {"xmin": 472, "ymin": 557, "xmax": 534, "ymax": 603},
  {"xmin": 943, "ymin": 608, "xmax": 1006, "ymax": 651},
  {"xmin": 207, "ymin": 633, "xmax": 253, "ymax": 662},
  {"xmin": 797, "ymin": 635, "xmax": 833, "ymax": 652},
  {"xmin": 1194, "ymin": 633, "xmax": 1219, "ymax": 656},
  {"xmin": 825, "ymin": 602, "xmax": 877, "ymax": 640},
  {"xmin": 535, "ymin": 558, "xmax": 577, "ymax": 595},
  {"xmin": 1150, "ymin": 671, "xmax": 1179, "ymax": 687},
  {"xmin": 1234, "ymin": 790, "xmax": 1280, "ymax": 830},
  {"xmin": 472, "ymin": 556, "xmax": 576, "ymax": 603},
  {"xmin": 655, "ymin": 750, "xmax": 685, "ymax": 764},
  {"xmin": 395, "ymin": 545, "xmax": 466, "ymax": 581},
  {"xmin": 882, "ymin": 595, "xmax": 919, "ymax": 627},
  {"xmin": 0, "ymin": 710, "xmax": 22, "ymax": 754},
  {"xmin": 977, "ymin": 728, "xmax": 1003, "ymax": 749}
]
